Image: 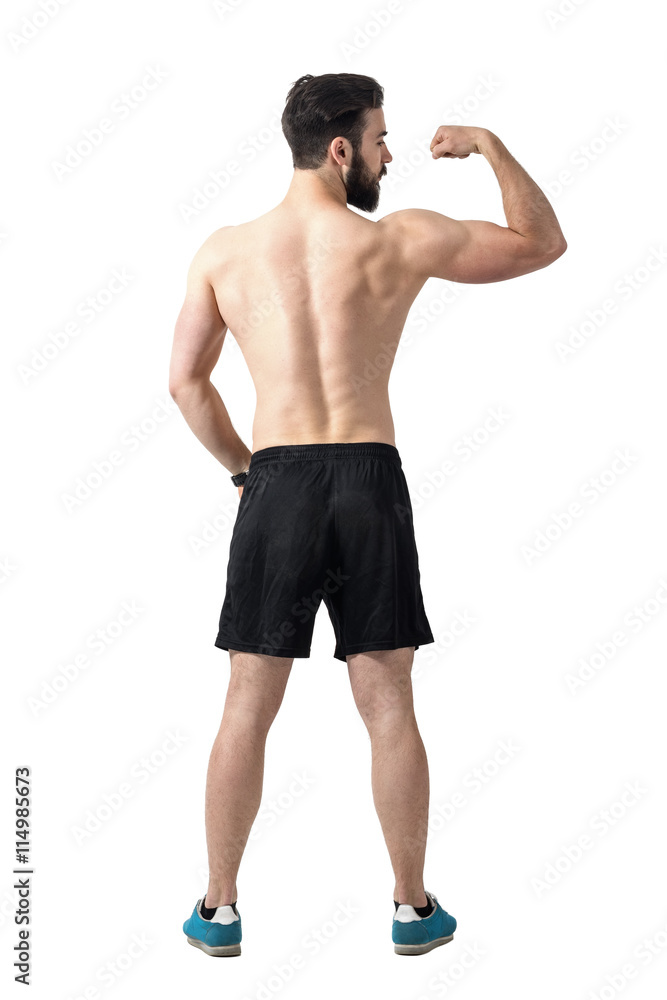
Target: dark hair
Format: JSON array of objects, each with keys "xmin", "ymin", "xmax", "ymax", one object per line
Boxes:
[{"xmin": 281, "ymin": 72, "xmax": 384, "ymax": 169}]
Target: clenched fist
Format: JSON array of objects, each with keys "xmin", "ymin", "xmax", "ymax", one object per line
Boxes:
[{"xmin": 429, "ymin": 125, "xmax": 486, "ymax": 159}]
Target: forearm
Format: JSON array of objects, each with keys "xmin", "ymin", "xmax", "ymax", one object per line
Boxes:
[
  {"xmin": 171, "ymin": 379, "xmax": 252, "ymax": 474},
  {"xmin": 476, "ymin": 129, "xmax": 566, "ymax": 250}
]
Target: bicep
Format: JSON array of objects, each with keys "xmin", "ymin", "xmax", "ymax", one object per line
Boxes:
[
  {"xmin": 398, "ymin": 209, "xmax": 553, "ymax": 284},
  {"xmin": 169, "ymin": 256, "xmax": 227, "ymax": 390}
]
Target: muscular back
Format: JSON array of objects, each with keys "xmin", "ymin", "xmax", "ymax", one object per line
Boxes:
[
  {"xmin": 204, "ymin": 206, "xmax": 427, "ymax": 451},
  {"xmin": 171, "ymin": 127, "xmax": 565, "ymax": 462}
]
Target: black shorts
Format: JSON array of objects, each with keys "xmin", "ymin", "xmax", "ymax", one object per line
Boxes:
[{"xmin": 214, "ymin": 442, "xmax": 434, "ymax": 662}]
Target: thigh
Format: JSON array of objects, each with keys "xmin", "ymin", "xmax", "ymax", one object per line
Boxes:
[
  {"xmin": 347, "ymin": 646, "xmax": 416, "ymax": 724},
  {"xmin": 218, "ymin": 459, "xmax": 336, "ymax": 656},
  {"xmin": 324, "ymin": 456, "xmax": 433, "ymax": 660}
]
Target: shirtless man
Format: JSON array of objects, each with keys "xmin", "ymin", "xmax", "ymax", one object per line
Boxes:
[{"xmin": 172, "ymin": 72, "xmax": 566, "ymax": 957}]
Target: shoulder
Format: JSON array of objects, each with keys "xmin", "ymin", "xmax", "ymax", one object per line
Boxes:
[
  {"xmin": 195, "ymin": 225, "xmax": 236, "ymax": 258},
  {"xmin": 188, "ymin": 226, "xmax": 236, "ymax": 277},
  {"xmin": 377, "ymin": 208, "xmax": 457, "ymax": 239},
  {"xmin": 376, "ymin": 209, "xmax": 462, "ymax": 275}
]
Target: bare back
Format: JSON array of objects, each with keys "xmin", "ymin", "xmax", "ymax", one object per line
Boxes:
[
  {"xmin": 205, "ymin": 207, "xmax": 426, "ymax": 451},
  {"xmin": 171, "ymin": 126, "xmax": 565, "ymax": 467}
]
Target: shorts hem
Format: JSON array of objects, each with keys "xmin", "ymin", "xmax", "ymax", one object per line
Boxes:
[
  {"xmin": 214, "ymin": 637, "xmax": 311, "ymax": 658},
  {"xmin": 334, "ymin": 634, "xmax": 434, "ymax": 663}
]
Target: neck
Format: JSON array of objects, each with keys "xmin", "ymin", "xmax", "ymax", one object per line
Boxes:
[{"xmin": 282, "ymin": 167, "xmax": 348, "ymax": 210}]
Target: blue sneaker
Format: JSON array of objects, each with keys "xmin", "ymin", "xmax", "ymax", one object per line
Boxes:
[
  {"xmin": 392, "ymin": 890, "xmax": 456, "ymax": 955},
  {"xmin": 183, "ymin": 898, "xmax": 242, "ymax": 957}
]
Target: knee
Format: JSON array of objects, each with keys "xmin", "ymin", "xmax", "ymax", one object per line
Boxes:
[
  {"xmin": 224, "ymin": 686, "xmax": 283, "ymax": 732},
  {"xmin": 354, "ymin": 679, "xmax": 415, "ymax": 732}
]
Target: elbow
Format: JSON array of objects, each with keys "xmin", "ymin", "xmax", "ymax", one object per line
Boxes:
[
  {"xmin": 519, "ymin": 235, "xmax": 567, "ymax": 272},
  {"xmin": 168, "ymin": 379, "xmax": 183, "ymax": 401},
  {"xmin": 168, "ymin": 375, "xmax": 206, "ymax": 400},
  {"xmin": 545, "ymin": 236, "xmax": 567, "ymax": 262},
  {"xmin": 528, "ymin": 238, "xmax": 566, "ymax": 271}
]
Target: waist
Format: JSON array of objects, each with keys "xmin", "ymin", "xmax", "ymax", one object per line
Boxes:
[{"xmin": 249, "ymin": 441, "xmax": 402, "ymax": 469}]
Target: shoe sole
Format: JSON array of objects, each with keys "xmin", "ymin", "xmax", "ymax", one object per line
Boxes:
[
  {"xmin": 394, "ymin": 933, "xmax": 454, "ymax": 955},
  {"xmin": 186, "ymin": 936, "xmax": 241, "ymax": 957}
]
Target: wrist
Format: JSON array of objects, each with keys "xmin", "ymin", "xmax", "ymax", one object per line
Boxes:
[
  {"xmin": 231, "ymin": 468, "xmax": 248, "ymax": 487},
  {"xmin": 474, "ymin": 128, "xmax": 499, "ymax": 156},
  {"xmin": 230, "ymin": 450, "xmax": 251, "ymax": 487},
  {"xmin": 230, "ymin": 452, "xmax": 252, "ymax": 477}
]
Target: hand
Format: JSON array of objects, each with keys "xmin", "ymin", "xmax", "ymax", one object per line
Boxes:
[
  {"xmin": 429, "ymin": 125, "xmax": 485, "ymax": 159},
  {"xmin": 237, "ymin": 485, "xmax": 244, "ymax": 500}
]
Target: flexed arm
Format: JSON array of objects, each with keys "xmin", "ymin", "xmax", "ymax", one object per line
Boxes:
[{"xmin": 388, "ymin": 126, "xmax": 567, "ymax": 283}]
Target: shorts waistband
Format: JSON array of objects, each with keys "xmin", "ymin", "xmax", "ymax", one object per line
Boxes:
[{"xmin": 249, "ymin": 441, "xmax": 402, "ymax": 468}]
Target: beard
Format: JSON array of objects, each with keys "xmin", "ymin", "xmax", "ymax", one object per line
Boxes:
[{"xmin": 344, "ymin": 146, "xmax": 386, "ymax": 212}]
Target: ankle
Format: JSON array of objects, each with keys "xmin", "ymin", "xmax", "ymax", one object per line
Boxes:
[
  {"xmin": 205, "ymin": 887, "xmax": 238, "ymax": 908},
  {"xmin": 394, "ymin": 889, "xmax": 428, "ymax": 908}
]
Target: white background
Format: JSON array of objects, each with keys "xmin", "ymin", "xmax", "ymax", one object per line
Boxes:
[{"xmin": 2, "ymin": 0, "xmax": 666, "ymax": 997}]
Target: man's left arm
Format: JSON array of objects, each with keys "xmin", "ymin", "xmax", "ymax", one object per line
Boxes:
[{"xmin": 168, "ymin": 237, "xmax": 252, "ymax": 480}]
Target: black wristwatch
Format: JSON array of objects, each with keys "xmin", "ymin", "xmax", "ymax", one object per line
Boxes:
[{"xmin": 231, "ymin": 469, "xmax": 249, "ymax": 487}]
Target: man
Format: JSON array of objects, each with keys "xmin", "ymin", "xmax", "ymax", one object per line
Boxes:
[{"xmin": 172, "ymin": 72, "xmax": 566, "ymax": 958}]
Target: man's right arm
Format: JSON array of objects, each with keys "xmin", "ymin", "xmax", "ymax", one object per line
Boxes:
[{"xmin": 390, "ymin": 126, "xmax": 567, "ymax": 283}]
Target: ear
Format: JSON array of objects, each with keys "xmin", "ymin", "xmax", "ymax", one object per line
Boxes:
[{"xmin": 330, "ymin": 135, "xmax": 352, "ymax": 167}]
